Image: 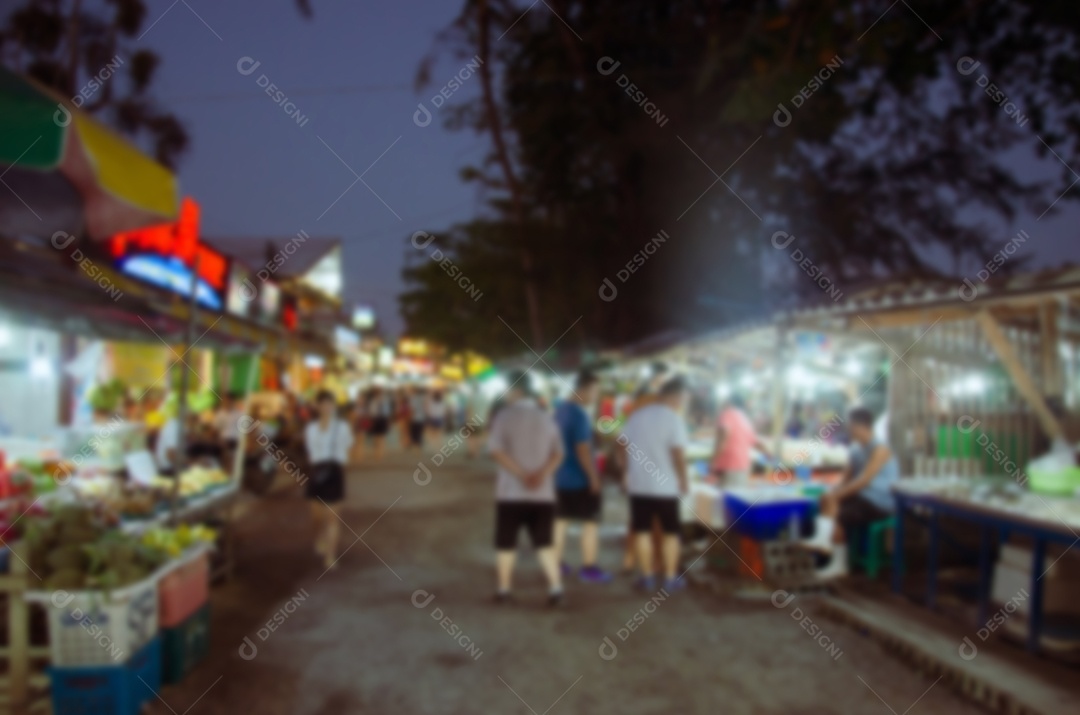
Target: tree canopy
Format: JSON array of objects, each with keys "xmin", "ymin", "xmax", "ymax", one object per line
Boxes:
[{"xmin": 402, "ymin": 0, "xmax": 1080, "ymax": 358}]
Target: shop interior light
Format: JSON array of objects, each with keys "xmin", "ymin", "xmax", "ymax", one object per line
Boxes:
[
  {"xmin": 304, "ymin": 355, "xmax": 325, "ymax": 369},
  {"xmin": 738, "ymin": 374, "xmax": 755, "ymax": 390},
  {"xmin": 715, "ymin": 383, "xmax": 731, "ymax": 400},
  {"xmin": 786, "ymin": 365, "xmax": 814, "ymax": 388},
  {"xmin": 30, "ymin": 355, "xmax": 53, "ymax": 379},
  {"xmin": 842, "ymin": 359, "xmax": 862, "ymax": 377},
  {"xmin": 481, "ymin": 374, "xmax": 509, "ymax": 398}
]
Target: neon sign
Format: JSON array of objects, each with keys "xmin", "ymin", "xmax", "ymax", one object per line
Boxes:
[{"xmin": 108, "ymin": 198, "xmax": 228, "ymax": 296}]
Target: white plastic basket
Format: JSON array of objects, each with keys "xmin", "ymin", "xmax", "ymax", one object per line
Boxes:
[{"xmin": 26, "ymin": 573, "xmax": 159, "ymax": 667}]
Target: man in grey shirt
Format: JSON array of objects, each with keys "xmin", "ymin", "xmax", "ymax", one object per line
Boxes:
[{"xmin": 487, "ymin": 371, "xmax": 566, "ymax": 605}]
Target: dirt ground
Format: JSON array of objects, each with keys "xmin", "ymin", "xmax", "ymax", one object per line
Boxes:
[{"xmin": 151, "ymin": 446, "xmax": 986, "ymax": 715}]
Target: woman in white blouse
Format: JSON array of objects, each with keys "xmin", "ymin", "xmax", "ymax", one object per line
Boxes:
[{"xmin": 304, "ymin": 390, "xmax": 354, "ymax": 569}]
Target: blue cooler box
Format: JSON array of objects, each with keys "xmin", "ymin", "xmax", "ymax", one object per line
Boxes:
[
  {"xmin": 49, "ymin": 636, "xmax": 162, "ymax": 715},
  {"xmin": 724, "ymin": 489, "xmax": 814, "ymax": 541}
]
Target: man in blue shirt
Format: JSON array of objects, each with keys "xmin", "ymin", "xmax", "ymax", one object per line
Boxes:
[
  {"xmin": 553, "ymin": 370, "xmax": 611, "ymax": 583},
  {"xmin": 804, "ymin": 407, "xmax": 900, "ymax": 580}
]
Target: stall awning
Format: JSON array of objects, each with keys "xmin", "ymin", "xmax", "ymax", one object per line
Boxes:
[{"xmin": 0, "ymin": 68, "xmax": 180, "ymax": 240}]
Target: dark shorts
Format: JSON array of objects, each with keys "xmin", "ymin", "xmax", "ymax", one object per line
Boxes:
[
  {"xmin": 409, "ymin": 421, "xmax": 425, "ymax": 445},
  {"xmin": 556, "ymin": 489, "xmax": 601, "ymax": 521},
  {"xmin": 428, "ymin": 418, "xmax": 444, "ymax": 430},
  {"xmin": 368, "ymin": 416, "xmax": 390, "ymax": 436},
  {"xmin": 630, "ymin": 496, "xmax": 681, "ymax": 535},
  {"xmin": 306, "ymin": 461, "xmax": 345, "ymax": 503},
  {"xmin": 495, "ymin": 502, "xmax": 555, "ymax": 550},
  {"xmin": 839, "ymin": 495, "xmax": 891, "ymax": 529}
]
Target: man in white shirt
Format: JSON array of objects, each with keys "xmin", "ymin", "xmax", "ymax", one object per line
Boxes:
[
  {"xmin": 618, "ymin": 376, "xmax": 690, "ymax": 592},
  {"xmin": 487, "ymin": 371, "xmax": 566, "ymax": 606}
]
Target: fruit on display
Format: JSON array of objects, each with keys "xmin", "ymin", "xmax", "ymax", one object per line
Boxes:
[
  {"xmin": 140, "ymin": 524, "xmax": 217, "ymax": 558},
  {"xmin": 151, "ymin": 466, "xmax": 229, "ymax": 498},
  {"xmin": 22, "ymin": 506, "xmax": 169, "ymax": 591}
]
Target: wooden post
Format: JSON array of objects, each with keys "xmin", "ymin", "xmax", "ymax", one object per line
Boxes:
[
  {"xmin": 976, "ymin": 310, "xmax": 1063, "ymax": 441},
  {"xmin": 1040, "ymin": 301, "xmax": 1063, "ymax": 397}
]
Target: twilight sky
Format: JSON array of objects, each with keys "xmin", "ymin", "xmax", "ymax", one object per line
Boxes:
[{"xmin": 141, "ymin": 1, "xmax": 1079, "ymax": 337}]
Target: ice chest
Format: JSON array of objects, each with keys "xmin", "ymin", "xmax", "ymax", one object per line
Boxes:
[
  {"xmin": 724, "ymin": 488, "xmax": 814, "ymax": 541},
  {"xmin": 162, "ymin": 603, "xmax": 211, "ymax": 684},
  {"xmin": 159, "ymin": 548, "xmax": 210, "ymax": 628},
  {"xmin": 48, "ymin": 635, "xmax": 162, "ymax": 715}
]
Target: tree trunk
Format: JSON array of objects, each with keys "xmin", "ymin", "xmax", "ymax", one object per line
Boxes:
[{"xmin": 475, "ymin": 0, "xmax": 545, "ymax": 348}]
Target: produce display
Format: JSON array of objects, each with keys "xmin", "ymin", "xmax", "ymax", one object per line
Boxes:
[
  {"xmin": 19, "ymin": 506, "xmax": 219, "ymax": 589},
  {"xmin": 23, "ymin": 506, "xmax": 170, "ymax": 590},
  {"xmin": 141, "ymin": 524, "xmax": 217, "ymax": 558},
  {"xmin": 150, "ymin": 466, "xmax": 230, "ymax": 498}
]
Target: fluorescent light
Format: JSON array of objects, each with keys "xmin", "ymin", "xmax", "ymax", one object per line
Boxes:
[{"xmin": 30, "ymin": 355, "xmax": 53, "ymax": 379}]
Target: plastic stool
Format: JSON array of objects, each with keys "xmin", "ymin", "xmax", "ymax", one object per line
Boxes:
[{"xmin": 848, "ymin": 516, "xmax": 898, "ymax": 579}]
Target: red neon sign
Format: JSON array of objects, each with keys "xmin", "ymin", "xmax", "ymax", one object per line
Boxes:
[{"xmin": 108, "ymin": 198, "xmax": 228, "ymax": 291}]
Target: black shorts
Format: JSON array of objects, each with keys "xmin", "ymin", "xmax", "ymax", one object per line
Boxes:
[
  {"xmin": 556, "ymin": 489, "xmax": 601, "ymax": 521},
  {"xmin": 306, "ymin": 461, "xmax": 345, "ymax": 503},
  {"xmin": 839, "ymin": 495, "xmax": 891, "ymax": 529},
  {"xmin": 409, "ymin": 421, "xmax": 425, "ymax": 445},
  {"xmin": 630, "ymin": 496, "xmax": 681, "ymax": 535},
  {"xmin": 495, "ymin": 502, "xmax": 555, "ymax": 550},
  {"xmin": 368, "ymin": 416, "xmax": 390, "ymax": 436}
]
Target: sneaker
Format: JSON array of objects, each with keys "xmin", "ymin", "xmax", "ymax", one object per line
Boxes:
[
  {"xmin": 662, "ymin": 577, "xmax": 687, "ymax": 593},
  {"xmin": 548, "ymin": 591, "xmax": 565, "ymax": 608},
  {"xmin": 634, "ymin": 575, "xmax": 657, "ymax": 592},
  {"xmin": 815, "ymin": 546, "xmax": 849, "ymax": 581},
  {"xmin": 578, "ymin": 565, "xmax": 613, "ymax": 584},
  {"xmin": 493, "ymin": 592, "xmax": 515, "ymax": 605}
]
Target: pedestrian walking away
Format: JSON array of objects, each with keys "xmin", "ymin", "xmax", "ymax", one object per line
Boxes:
[{"xmin": 487, "ymin": 370, "xmax": 566, "ymax": 606}]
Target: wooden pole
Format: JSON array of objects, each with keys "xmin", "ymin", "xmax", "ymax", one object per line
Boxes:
[
  {"xmin": 976, "ymin": 310, "xmax": 1063, "ymax": 441},
  {"xmin": 1039, "ymin": 301, "xmax": 1063, "ymax": 397}
]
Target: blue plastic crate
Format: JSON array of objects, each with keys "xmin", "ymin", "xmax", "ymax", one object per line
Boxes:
[
  {"xmin": 49, "ymin": 636, "xmax": 162, "ymax": 715},
  {"xmin": 724, "ymin": 491, "xmax": 814, "ymax": 541}
]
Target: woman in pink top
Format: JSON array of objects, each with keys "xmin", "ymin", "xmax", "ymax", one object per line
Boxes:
[{"xmin": 711, "ymin": 395, "xmax": 772, "ymax": 486}]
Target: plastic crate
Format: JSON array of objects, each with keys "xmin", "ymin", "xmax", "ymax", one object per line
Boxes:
[
  {"xmin": 159, "ymin": 550, "xmax": 210, "ymax": 628},
  {"xmin": 34, "ymin": 573, "xmax": 159, "ymax": 667},
  {"xmin": 162, "ymin": 603, "xmax": 211, "ymax": 684},
  {"xmin": 724, "ymin": 489, "xmax": 814, "ymax": 541},
  {"xmin": 48, "ymin": 635, "xmax": 162, "ymax": 715}
]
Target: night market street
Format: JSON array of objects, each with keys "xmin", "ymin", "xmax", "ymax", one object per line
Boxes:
[{"xmin": 155, "ymin": 449, "xmax": 983, "ymax": 715}]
